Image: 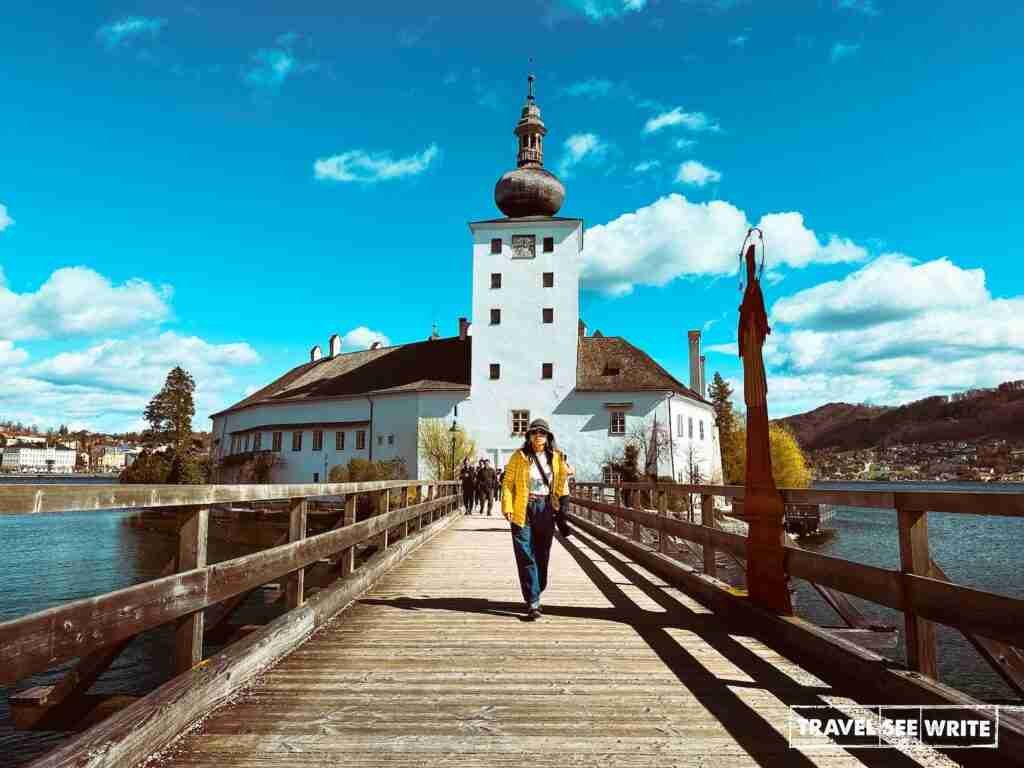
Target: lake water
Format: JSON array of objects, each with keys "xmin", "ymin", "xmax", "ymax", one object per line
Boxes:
[{"xmin": 0, "ymin": 479, "xmax": 1021, "ymax": 765}]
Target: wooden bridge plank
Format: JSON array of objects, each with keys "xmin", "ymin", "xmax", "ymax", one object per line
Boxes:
[{"xmin": 144, "ymin": 516, "xmax": 983, "ymax": 768}]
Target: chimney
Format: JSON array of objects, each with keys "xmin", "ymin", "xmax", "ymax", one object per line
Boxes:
[
  {"xmin": 699, "ymin": 355, "xmax": 706, "ymax": 398},
  {"xmin": 310, "ymin": 344, "xmax": 323, "ymax": 362},
  {"xmin": 458, "ymin": 317, "xmax": 469, "ymax": 340},
  {"xmin": 688, "ymin": 330, "xmax": 701, "ymax": 393},
  {"xmin": 578, "ymin": 319, "xmax": 587, "ymax": 337},
  {"xmin": 328, "ymin": 334, "xmax": 341, "ymax": 357}
]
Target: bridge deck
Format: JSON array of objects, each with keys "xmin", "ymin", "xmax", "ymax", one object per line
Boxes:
[{"xmin": 151, "ymin": 514, "xmax": 958, "ymax": 767}]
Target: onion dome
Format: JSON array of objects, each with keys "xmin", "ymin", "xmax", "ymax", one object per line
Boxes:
[{"xmin": 494, "ymin": 74, "xmax": 565, "ymax": 218}]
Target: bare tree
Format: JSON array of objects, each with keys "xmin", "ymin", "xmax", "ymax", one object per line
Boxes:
[{"xmin": 626, "ymin": 414, "xmax": 672, "ymax": 480}]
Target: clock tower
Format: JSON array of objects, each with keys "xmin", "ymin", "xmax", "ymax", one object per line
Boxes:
[{"xmin": 467, "ymin": 74, "xmax": 583, "ymax": 449}]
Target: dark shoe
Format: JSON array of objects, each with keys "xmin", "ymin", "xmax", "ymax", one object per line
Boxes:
[{"xmin": 525, "ymin": 608, "xmax": 542, "ymax": 621}]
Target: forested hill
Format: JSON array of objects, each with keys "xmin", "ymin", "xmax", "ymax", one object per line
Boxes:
[{"xmin": 777, "ymin": 381, "xmax": 1024, "ymax": 451}]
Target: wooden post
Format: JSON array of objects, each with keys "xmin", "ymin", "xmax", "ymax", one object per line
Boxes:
[
  {"xmin": 631, "ymin": 488, "xmax": 642, "ymax": 541},
  {"xmin": 286, "ymin": 498, "xmax": 308, "ymax": 610},
  {"xmin": 897, "ymin": 506, "xmax": 938, "ymax": 678},
  {"xmin": 658, "ymin": 490, "xmax": 669, "ymax": 554},
  {"xmin": 340, "ymin": 493, "xmax": 358, "ymax": 576},
  {"xmin": 403, "ymin": 487, "xmax": 412, "ymax": 537},
  {"xmin": 702, "ymin": 494, "xmax": 716, "ymax": 579},
  {"xmin": 175, "ymin": 507, "xmax": 208, "ymax": 675},
  {"xmin": 615, "ymin": 486, "xmax": 625, "ymax": 534},
  {"xmin": 378, "ymin": 489, "xmax": 390, "ymax": 550}
]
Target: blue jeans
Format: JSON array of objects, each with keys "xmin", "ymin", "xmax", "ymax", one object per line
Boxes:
[{"xmin": 511, "ymin": 495, "xmax": 555, "ymax": 609}]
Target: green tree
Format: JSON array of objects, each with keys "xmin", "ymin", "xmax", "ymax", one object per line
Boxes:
[
  {"xmin": 120, "ymin": 449, "xmax": 171, "ymax": 484},
  {"xmin": 709, "ymin": 372, "xmax": 742, "ymax": 483},
  {"xmin": 144, "ymin": 367, "xmax": 196, "ymax": 454},
  {"xmin": 416, "ymin": 418, "xmax": 478, "ymax": 480},
  {"xmin": 729, "ymin": 423, "xmax": 812, "ymax": 488},
  {"xmin": 166, "ymin": 451, "xmax": 205, "ymax": 484}
]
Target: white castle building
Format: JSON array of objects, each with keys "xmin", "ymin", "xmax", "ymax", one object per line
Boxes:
[{"xmin": 211, "ymin": 76, "xmax": 723, "ymax": 485}]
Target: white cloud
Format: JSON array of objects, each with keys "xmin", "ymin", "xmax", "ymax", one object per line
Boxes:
[
  {"xmin": 558, "ymin": 133, "xmax": 609, "ymax": 177},
  {"xmin": 243, "ymin": 34, "xmax": 318, "ymax": 91},
  {"xmin": 0, "ymin": 332, "xmax": 261, "ymax": 432},
  {"xmin": 708, "ymin": 253, "xmax": 1024, "ymax": 415},
  {"xmin": 644, "ymin": 107, "xmax": 720, "ymax": 134},
  {"xmin": 557, "ymin": 0, "xmax": 647, "ymax": 21},
  {"xmin": 633, "ymin": 160, "xmax": 660, "ymax": 173},
  {"xmin": 314, "ymin": 143, "xmax": 439, "ymax": 183},
  {"xmin": 96, "ymin": 16, "xmax": 167, "ymax": 49},
  {"xmin": 342, "ymin": 326, "xmax": 392, "ymax": 350},
  {"xmin": 580, "ymin": 193, "xmax": 868, "ymax": 296},
  {"xmin": 0, "ymin": 266, "xmax": 172, "ymax": 341},
  {"xmin": 830, "ymin": 41, "xmax": 861, "ymax": 62},
  {"xmin": 838, "ymin": 0, "xmax": 880, "ymax": 16},
  {"xmin": 0, "ymin": 204, "xmax": 13, "ymax": 232},
  {"xmin": 674, "ymin": 138, "xmax": 697, "ymax": 151},
  {"xmin": 675, "ymin": 160, "xmax": 721, "ymax": 187},
  {"xmin": 563, "ymin": 78, "xmax": 614, "ymax": 97},
  {"xmin": 0, "ymin": 340, "xmax": 28, "ymax": 366}
]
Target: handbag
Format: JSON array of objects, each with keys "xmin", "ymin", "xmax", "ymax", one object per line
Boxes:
[{"xmin": 528, "ymin": 451, "xmax": 572, "ymax": 538}]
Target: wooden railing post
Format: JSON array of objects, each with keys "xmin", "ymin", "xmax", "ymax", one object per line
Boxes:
[
  {"xmin": 657, "ymin": 490, "xmax": 669, "ymax": 554},
  {"xmin": 701, "ymin": 494, "xmax": 716, "ymax": 579},
  {"xmin": 615, "ymin": 486, "xmax": 625, "ymax": 535},
  {"xmin": 286, "ymin": 498, "xmax": 308, "ymax": 609},
  {"xmin": 339, "ymin": 493, "xmax": 358, "ymax": 576},
  {"xmin": 631, "ymin": 488, "xmax": 643, "ymax": 541},
  {"xmin": 897, "ymin": 505, "xmax": 938, "ymax": 678},
  {"xmin": 175, "ymin": 506, "xmax": 208, "ymax": 675},
  {"xmin": 378, "ymin": 489, "xmax": 390, "ymax": 550}
]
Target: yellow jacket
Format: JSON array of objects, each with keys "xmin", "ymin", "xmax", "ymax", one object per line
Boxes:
[{"xmin": 501, "ymin": 449, "xmax": 569, "ymax": 527}]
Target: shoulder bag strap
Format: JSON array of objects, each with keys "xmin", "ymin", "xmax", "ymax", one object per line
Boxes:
[{"xmin": 529, "ymin": 451, "xmax": 551, "ymax": 488}]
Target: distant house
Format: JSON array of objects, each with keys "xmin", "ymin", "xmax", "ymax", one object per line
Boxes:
[{"xmin": 2, "ymin": 443, "xmax": 76, "ymax": 472}]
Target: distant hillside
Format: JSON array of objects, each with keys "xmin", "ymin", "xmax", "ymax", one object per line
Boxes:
[{"xmin": 777, "ymin": 381, "xmax": 1024, "ymax": 451}]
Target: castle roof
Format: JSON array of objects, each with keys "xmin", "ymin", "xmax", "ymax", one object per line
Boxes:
[{"xmin": 212, "ymin": 334, "xmax": 706, "ymax": 419}]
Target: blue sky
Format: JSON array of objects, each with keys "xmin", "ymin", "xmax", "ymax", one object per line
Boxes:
[{"xmin": 2, "ymin": 1, "xmax": 1023, "ymax": 432}]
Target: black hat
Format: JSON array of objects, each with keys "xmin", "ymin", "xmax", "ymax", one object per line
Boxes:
[{"xmin": 527, "ymin": 418, "xmax": 552, "ymax": 436}]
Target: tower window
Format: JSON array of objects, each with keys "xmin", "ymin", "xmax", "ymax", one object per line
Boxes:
[
  {"xmin": 491, "ymin": 273, "xmax": 501, "ymax": 289},
  {"xmin": 543, "ymin": 308, "xmax": 554, "ymax": 324},
  {"xmin": 272, "ymin": 431, "xmax": 282, "ymax": 452},
  {"xmin": 543, "ymin": 272, "xmax": 554, "ymax": 288},
  {"xmin": 336, "ymin": 431, "xmax": 345, "ymax": 450},
  {"xmin": 699, "ymin": 420, "xmax": 705, "ymax": 440},
  {"xmin": 688, "ymin": 417, "xmax": 694, "ymax": 439},
  {"xmin": 490, "ymin": 363, "xmax": 500, "ymax": 380},
  {"xmin": 292, "ymin": 431, "xmax": 303, "ymax": 451},
  {"xmin": 543, "ymin": 237, "xmax": 554, "ymax": 252},
  {"xmin": 512, "ymin": 410, "xmax": 530, "ymax": 435},
  {"xmin": 490, "ymin": 308, "xmax": 501, "ymax": 325},
  {"xmin": 312, "ymin": 430, "xmax": 323, "ymax": 451},
  {"xmin": 253, "ymin": 432, "xmax": 262, "ymax": 450},
  {"xmin": 542, "ymin": 363, "xmax": 553, "ymax": 379},
  {"xmin": 490, "ymin": 238, "xmax": 502, "ymax": 254},
  {"xmin": 610, "ymin": 411, "xmax": 626, "ymax": 435},
  {"xmin": 356, "ymin": 430, "xmax": 366, "ymax": 450}
]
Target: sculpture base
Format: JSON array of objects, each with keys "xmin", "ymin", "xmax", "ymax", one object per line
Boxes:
[{"xmin": 744, "ymin": 485, "xmax": 794, "ymax": 615}]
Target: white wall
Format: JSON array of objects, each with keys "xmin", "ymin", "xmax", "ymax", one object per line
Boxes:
[
  {"xmin": 2, "ymin": 446, "xmax": 76, "ymax": 471},
  {"xmin": 469, "ymin": 218, "xmax": 582, "ymax": 415}
]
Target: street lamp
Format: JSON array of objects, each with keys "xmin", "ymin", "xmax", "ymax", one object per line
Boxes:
[{"xmin": 448, "ymin": 419, "xmax": 460, "ymax": 482}]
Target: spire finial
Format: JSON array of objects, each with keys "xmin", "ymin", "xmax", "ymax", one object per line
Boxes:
[{"xmin": 527, "ymin": 72, "xmax": 535, "ymax": 101}]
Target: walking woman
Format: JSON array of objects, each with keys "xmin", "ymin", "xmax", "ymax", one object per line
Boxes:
[{"xmin": 500, "ymin": 418, "xmax": 574, "ymax": 620}]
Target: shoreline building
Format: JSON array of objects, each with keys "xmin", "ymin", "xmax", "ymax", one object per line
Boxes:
[
  {"xmin": 211, "ymin": 76, "xmax": 722, "ymax": 485},
  {"xmin": 1, "ymin": 442, "xmax": 76, "ymax": 473}
]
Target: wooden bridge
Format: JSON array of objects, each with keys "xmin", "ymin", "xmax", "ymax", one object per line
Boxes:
[{"xmin": 1, "ymin": 480, "xmax": 1023, "ymax": 767}]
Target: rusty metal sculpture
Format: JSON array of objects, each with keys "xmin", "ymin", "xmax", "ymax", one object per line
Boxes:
[{"xmin": 737, "ymin": 230, "xmax": 793, "ymax": 614}]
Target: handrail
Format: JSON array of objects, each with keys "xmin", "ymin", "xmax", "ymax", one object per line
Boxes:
[
  {"xmin": 1, "ymin": 480, "xmax": 461, "ymax": 736},
  {"xmin": 0, "ymin": 479, "xmax": 457, "ymax": 515},
  {"xmin": 566, "ymin": 481, "xmax": 1024, "ymax": 695},
  {"xmin": 571, "ymin": 480, "xmax": 1024, "ymax": 516}
]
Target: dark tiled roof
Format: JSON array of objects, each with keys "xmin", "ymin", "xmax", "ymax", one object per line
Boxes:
[
  {"xmin": 577, "ymin": 336, "xmax": 706, "ymax": 403},
  {"xmin": 212, "ymin": 337, "xmax": 472, "ymax": 417},
  {"xmin": 214, "ymin": 333, "xmax": 704, "ymax": 419}
]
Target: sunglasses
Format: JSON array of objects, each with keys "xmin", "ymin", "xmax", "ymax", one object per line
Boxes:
[{"xmin": 528, "ymin": 430, "xmax": 548, "ymax": 437}]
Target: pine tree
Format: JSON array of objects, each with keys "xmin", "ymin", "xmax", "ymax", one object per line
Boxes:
[
  {"xmin": 708, "ymin": 372, "xmax": 742, "ymax": 482},
  {"xmin": 144, "ymin": 367, "xmax": 196, "ymax": 453}
]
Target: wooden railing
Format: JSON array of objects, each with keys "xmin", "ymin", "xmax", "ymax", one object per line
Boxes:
[
  {"xmin": 567, "ymin": 481, "xmax": 1024, "ymax": 698},
  {"xmin": 0, "ymin": 480, "xmax": 461, "ymax": 737}
]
